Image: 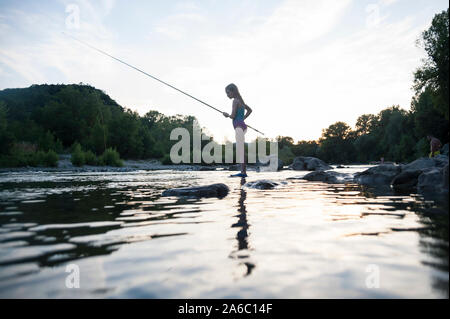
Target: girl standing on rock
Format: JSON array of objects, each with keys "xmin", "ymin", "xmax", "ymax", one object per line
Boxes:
[{"xmin": 222, "ymin": 83, "xmax": 252, "ymax": 178}]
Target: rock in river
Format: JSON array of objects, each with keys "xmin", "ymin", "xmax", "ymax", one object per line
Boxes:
[
  {"xmin": 290, "ymin": 156, "xmax": 332, "ymax": 171},
  {"xmin": 444, "ymin": 164, "xmax": 449, "ymax": 189},
  {"xmin": 354, "ymin": 164, "xmax": 401, "ymax": 185},
  {"xmin": 302, "ymin": 171, "xmax": 348, "ymax": 183},
  {"xmin": 401, "ymin": 156, "xmax": 447, "ymax": 172},
  {"xmin": 394, "ymin": 156, "xmax": 449, "ymax": 193},
  {"xmin": 162, "ymin": 183, "xmax": 229, "ymax": 198},
  {"xmin": 418, "ymin": 167, "xmax": 448, "ymax": 194},
  {"xmin": 244, "ymin": 180, "xmax": 279, "ymax": 189},
  {"xmin": 391, "ymin": 170, "xmax": 422, "ymax": 190},
  {"xmin": 441, "ymin": 143, "xmax": 449, "ymax": 156},
  {"xmin": 355, "ymin": 155, "xmax": 449, "ymax": 195}
]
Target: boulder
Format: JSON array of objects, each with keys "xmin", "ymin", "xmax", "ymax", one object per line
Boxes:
[
  {"xmin": 291, "ymin": 156, "xmax": 332, "ymax": 171},
  {"xmin": 391, "ymin": 170, "xmax": 422, "ymax": 190},
  {"xmin": 401, "ymin": 156, "xmax": 448, "ymax": 172},
  {"xmin": 197, "ymin": 166, "xmax": 216, "ymax": 171},
  {"xmin": 441, "ymin": 143, "xmax": 449, "ymax": 156},
  {"xmin": 432, "ymin": 154, "xmax": 449, "ymax": 168},
  {"xmin": 444, "ymin": 164, "xmax": 449, "ymax": 189},
  {"xmin": 354, "ymin": 164, "xmax": 401, "ymax": 185},
  {"xmin": 302, "ymin": 171, "xmax": 348, "ymax": 183},
  {"xmin": 244, "ymin": 180, "xmax": 279, "ymax": 189},
  {"xmin": 417, "ymin": 168, "xmax": 446, "ymax": 194},
  {"xmin": 401, "ymin": 157, "xmax": 437, "ymax": 172},
  {"xmin": 396, "ymin": 156, "xmax": 448, "ymax": 193},
  {"xmin": 162, "ymin": 183, "xmax": 229, "ymax": 198},
  {"xmin": 354, "ymin": 154, "xmax": 449, "ymax": 194}
]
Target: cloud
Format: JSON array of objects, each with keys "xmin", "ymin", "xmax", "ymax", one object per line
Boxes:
[
  {"xmin": 200, "ymin": 0, "xmax": 352, "ymax": 66},
  {"xmin": 380, "ymin": 0, "xmax": 399, "ymax": 7},
  {"xmin": 101, "ymin": 0, "xmax": 116, "ymax": 15},
  {"xmin": 174, "ymin": 1, "xmax": 201, "ymax": 12},
  {"xmin": 153, "ymin": 7, "xmax": 206, "ymax": 40}
]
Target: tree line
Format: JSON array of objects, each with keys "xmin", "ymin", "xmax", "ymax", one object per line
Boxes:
[{"xmin": 0, "ymin": 83, "xmax": 204, "ymax": 167}]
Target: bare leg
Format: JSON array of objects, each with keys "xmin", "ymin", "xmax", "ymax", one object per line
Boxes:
[{"xmin": 235, "ymin": 127, "xmax": 246, "ymax": 174}]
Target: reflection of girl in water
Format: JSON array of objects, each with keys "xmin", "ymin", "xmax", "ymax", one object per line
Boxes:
[
  {"xmin": 229, "ymin": 178, "xmax": 255, "ymax": 277},
  {"xmin": 223, "ymin": 84, "xmax": 252, "ymax": 178}
]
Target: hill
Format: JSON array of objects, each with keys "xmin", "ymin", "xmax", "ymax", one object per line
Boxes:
[{"xmin": 0, "ymin": 83, "xmax": 197, "ymax": 166}]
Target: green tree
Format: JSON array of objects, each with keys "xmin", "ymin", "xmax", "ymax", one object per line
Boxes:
[
  {"xmin": 318, "ymin": 122, "xmax": 356, "ymax": 163},
  {"xmin": 321, "ymin": 121, "xmax": 353, "ymax": 140},
  {"xmin": 0, "ymin": 102, "xmax": 14, "ymax": 155},
  {"xmin": 71, "ymin": 143, "xmax": 85, "ymax": 166},
  {"xmin": 86, "ymin": 121, "xmax": 108, "ymax": 155},
  {"xmin": 278, "ymin": 145, "xmax": 295, "ymax": 165},
  {"xmin": 276, "ymin": 136, "xmax": 295, "ymax": 149},
  {"xmin": 411, "ymin": 87, "xmax": 449, "ymax": 142},
  {"xmin": 372, "ymin": 106, "xmax": 415, "ymax": 162},
  {"xmin": 38, "ymin": 130, "xmax": 63, "ymax": 153},
  {"xmin": 354, "ymin": 134, "xmax": 378, "ymax": 163},
  {"xmin": 414, "ymin": 8, "xmax": 449, "ymax": 119},
  {"xmin": 108, "ymin": 109, "xmax": 144, "ymax": 158},
  {"xmin": 355, "ymin": 114, "xmax": 378, "ymax": 136},
  {"xmin": 291, "ymin": 140, "xmax": 319, "ymax": 157}
]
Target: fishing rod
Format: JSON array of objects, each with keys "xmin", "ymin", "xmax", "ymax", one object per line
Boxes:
[{"xmin": 63, "ymin": 32, "xmax": 265, "ymax": 135}]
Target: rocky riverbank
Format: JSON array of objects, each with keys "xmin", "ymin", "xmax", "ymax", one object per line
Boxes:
[{"xmin": 288, "ymin": 154, "xmax": 449, "ymax": 196}]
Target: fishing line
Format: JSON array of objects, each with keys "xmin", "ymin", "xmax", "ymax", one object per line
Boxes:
[{"xmin": 63, "ymin": 32, "xmax": 265, "ymax": 135}]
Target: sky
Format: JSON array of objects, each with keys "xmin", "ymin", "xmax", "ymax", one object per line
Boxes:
[{"xmin": 0, "ymin": 0, "xmax": 448, "ymax": 143}]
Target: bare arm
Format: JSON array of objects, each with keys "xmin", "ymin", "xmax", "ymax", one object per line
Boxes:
[
  {"xmin": 244, "ymin": 104, "xmax": 252, "ymax": 120},
  {"xmin": 222, "ymin": 99, "xmax": 238, "ymax": 119},
  {"xmin": 229, "ymin": 99, "xmax": 238, "ymax": 119}
]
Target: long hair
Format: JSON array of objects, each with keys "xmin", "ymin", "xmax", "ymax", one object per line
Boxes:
[{"xmin": 226, "ymin": 83, "xmax": 246, "ymax": 107}]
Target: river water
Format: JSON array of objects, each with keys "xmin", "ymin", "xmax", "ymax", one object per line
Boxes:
[{"xmin": 0, "ymin": 167, "xmax": 448, "ymax": 298}]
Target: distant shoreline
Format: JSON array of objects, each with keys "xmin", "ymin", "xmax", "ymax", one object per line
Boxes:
[
  {"xmin": 0, "ymin": 157, "xmax": 221, "ymax": 173},
  {"xmin": 0, "ymin": 154, "xmax": 375, "ymax": 173}
]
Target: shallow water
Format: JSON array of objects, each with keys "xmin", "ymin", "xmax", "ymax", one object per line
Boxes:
[{"xmin": 0, "ymin": 167, "xmax": 448, "ymax": 298}]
